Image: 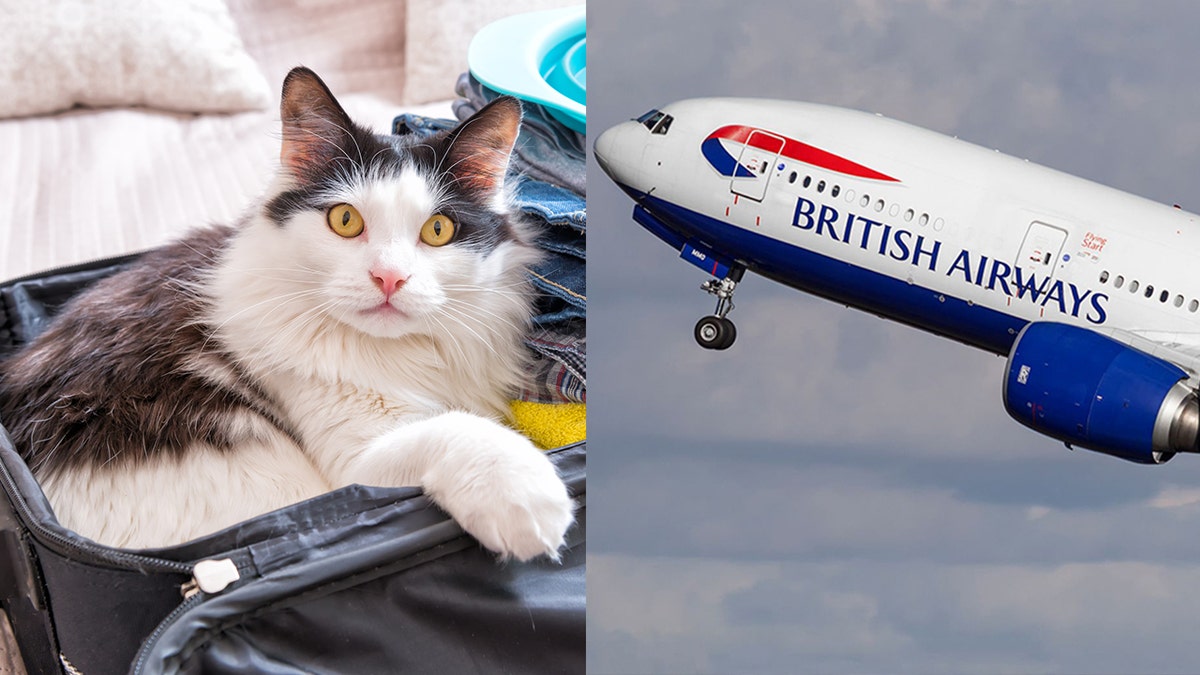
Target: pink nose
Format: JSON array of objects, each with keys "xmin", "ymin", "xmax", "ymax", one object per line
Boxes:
[{"xmin": 371, "ymin": 269, "xmax": 408, "ymax": 298}]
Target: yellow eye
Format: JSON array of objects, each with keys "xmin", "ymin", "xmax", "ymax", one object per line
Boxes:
[
  {"xmin": 327, "ymin": 203, "xmax": 364, "ymax": 238},
  {"xmin": 420, "ymin": 214, "xmax": 455, "ymax": 246}
]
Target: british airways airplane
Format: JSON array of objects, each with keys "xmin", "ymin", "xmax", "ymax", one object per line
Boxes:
[{"xmin": 594, "ymin": 98, "xmax": 1200, "ymax": 466}]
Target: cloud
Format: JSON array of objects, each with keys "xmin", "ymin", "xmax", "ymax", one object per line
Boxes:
[
  {"xmin": 590, "ymin": 292, "xmax": 1024, "ymax": 453},
  {"xmin": 1147, "ymin": 484, "xmax": 1200, "ymax": 509},
  {"xmin": 590, "ymin": 553, "xmax": 1200, "ymax": 674},
  {"xmin": 589, "ymin": 445, "xmax": 1200, "ymax": 565}
]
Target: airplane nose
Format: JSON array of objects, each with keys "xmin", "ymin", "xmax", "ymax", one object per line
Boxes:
[
  {"xmin": 593, "ymin": 125, "xmax": 620, "ymax": 177},
  {"xmin": 593, "ymin": 121, "xmax": 644, "ymax": 190}
]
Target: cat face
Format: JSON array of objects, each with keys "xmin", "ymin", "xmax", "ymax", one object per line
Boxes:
[{"xmin": 256, "ymin": 67, "xmax": 533, "ymax": 341}]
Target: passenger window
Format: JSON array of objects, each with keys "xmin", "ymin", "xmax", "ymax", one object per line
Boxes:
[
  {"xmin": 1161, "ymin": 290, "xmax": 1170, "ymax": 303},
  {"xmin": 1130, "ymin": 280, "xmax": 1140, "ymax": 293},
  {"xmin": 1175, "ymin": 294, "xmax": 1184, "ymax": 307},
  {"xmin": 919, "ymin": 213, "xmax": 929, "ymax": 226},
  {"xmin": 817, "ymin": 180, "xmax": 826, "ymax": 193},
  {"xmin": 1114, "ymin": 275, "xmax": 1125, "ymax": 288},
  {"xmin": 1099, "ymin": 271, "xmax": 1109, "ymax": 283},
  {"xmin": 1145, "ymin": 285, "xmax": 1154, "ymax": 298},
  {"xmin": 904, "ymin": 209, "xmax": 914, "ymax": 222},
  {"xmin": 1191, "ymin": 299, "xmax": 1199, "ymax": 312},
  {"xmin": 831, "ymin": 185, "xmax": 840, "ymax": 197},
  {"xmin": 803, "ymin": 176, "xmax": 812, "ymax": 188},
  {"xmin": 788, "ymin": 172, "xmax": 797, "ymax": 184},
  {"xmin": 860, "ymin": 195, "xmax": 870, "ymax": 207}
]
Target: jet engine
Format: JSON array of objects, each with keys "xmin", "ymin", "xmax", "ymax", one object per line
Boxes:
[{"xmin": 1003, "ymin": 322, "xmax": 1200, "ymax": 464}]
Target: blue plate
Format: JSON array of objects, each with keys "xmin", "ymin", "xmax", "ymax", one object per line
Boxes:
[{"xmin": 468, "ymin": 6, "xmax": 585, "ymax": 134}]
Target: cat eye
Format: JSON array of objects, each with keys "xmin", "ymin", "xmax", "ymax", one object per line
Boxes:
[
  {"xmin": 327, "ymin": 203, "xmax": 364, "ymax": 238},
  {"xmin": 420, "ymin": 214, "xmax": 456, "ymax": 247}
]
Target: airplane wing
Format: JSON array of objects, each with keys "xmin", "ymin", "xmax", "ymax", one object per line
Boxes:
[{"xmin": 1100, "ymin": 327, "xmax": 1200, "ymax": 380}]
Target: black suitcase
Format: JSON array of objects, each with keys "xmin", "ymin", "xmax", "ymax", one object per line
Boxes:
[{"xmin": 0, "ymin": 258, "xmax": 586, "ymax": 674}]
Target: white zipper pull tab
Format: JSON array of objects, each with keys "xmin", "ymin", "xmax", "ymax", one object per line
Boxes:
[{"xmin": 181, "ymin": 558, "xmax": 240, "ymax": 599}]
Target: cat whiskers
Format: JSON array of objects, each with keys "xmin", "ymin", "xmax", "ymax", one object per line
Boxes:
[
  {"xmin": 440, "ymin": 284, "xmax": 531, "ymax": 306},
  {"xmin": 441, "ymin": 298, "xmax": 528, "ymax": 336},
  {"xmin": 251, "ymin": 296, "xmax": 344, "ymax": 360},
  {"xmin": 440, "ymin": 282, "xmax": 532, "ymax": 328},
  {"xmin": 417, "ymin": 312, "xmax": 467, "ymax": 367},
  {"xmin": 428, "ymin": 305, "xmax": 504, "ymax": 359},
  {"xmin": 202, "ymin": 287, "xmax": 333, "ymax": 354}
]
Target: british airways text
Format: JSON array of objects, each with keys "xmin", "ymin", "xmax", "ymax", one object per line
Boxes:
[{"xmin": 791, "ymin": 196, "xmax": 1109, "ymax": 324}]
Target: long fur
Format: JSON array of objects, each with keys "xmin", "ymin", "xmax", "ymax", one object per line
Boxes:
[{"xmin": 0, "ymin": 68, "xmax": 573, "ymax": 560}]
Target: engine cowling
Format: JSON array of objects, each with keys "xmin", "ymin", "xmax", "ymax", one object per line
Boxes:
[{"xmin": 1003, "ymin": 322, "xmax": 1200, "ymax": 464}]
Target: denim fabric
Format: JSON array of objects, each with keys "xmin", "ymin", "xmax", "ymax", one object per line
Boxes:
[
  {"xmin": 390, "ymin": 113, "xmax": 455, "ymax": 135},
  {"xmin": 515, "ymin": 179, "xmax": 585, "ymax": 232},
  {"xmin": 515, "ymin": 179, "xmax": 585, "ymax": 326},
  {"xmin": 392, "ymin": 111, "xmax": 586, "ymax": 402}
]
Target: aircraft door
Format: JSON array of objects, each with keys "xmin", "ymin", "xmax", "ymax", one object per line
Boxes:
[
  {"xmin": 1015, "ymin": 221, "xmax": 1068, "ymax": 280},
  {"xmin": 731, "ymin": 130, "xmax": 785, "ymax": 201}
]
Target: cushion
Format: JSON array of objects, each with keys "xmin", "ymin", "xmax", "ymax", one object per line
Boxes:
[{"xmin": 0, "ymin": 0, "xmax": 270, "ymax": 119}]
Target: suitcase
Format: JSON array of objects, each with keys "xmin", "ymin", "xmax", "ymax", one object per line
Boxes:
[{"xmin": 0, "ymin": 257, "xmax": 586, "ymax": 675}]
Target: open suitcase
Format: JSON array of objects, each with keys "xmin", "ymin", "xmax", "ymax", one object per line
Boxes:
[{"xmin": 0, "ymin": 257, "xmax": 586, "ymax": 674}]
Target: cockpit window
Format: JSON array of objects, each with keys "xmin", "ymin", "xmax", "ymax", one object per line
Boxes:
[
  {"xmin": 635, "ymin": 109, "xmax": 674, "ymax": 134},
  {"xmin": 637, "ymin": 110, "xmax": 664, "ymax": 128}
]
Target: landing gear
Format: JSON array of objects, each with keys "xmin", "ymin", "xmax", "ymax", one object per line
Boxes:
[
  {"xmin": 694, "ymin": 315, "xmax": 736, "ymax": 350},
  {"xmin": 694, "ymin": 266, "xmax": 744, "ymax": 350}
]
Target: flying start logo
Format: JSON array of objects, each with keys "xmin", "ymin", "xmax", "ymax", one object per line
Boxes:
[
  {"xmin": 700, "ymin": 126, "xmax": 899, "ymax": 182},
  {"xmin": 791, "ymin": 196, "xmax": 1109, "ymax": 324}
]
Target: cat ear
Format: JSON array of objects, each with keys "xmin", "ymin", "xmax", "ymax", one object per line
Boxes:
[
  {"xmin": 443, "ymin": 96, "xmax": 523, "ymax": 194},
  {"xmin": 279, "ymin": 67, "xmax": 356, "ymax": 181}
]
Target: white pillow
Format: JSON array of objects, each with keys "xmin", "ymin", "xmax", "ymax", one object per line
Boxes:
[{"xmin": 0, "ymin": 0, "xmax": 271, "ymax": 119}]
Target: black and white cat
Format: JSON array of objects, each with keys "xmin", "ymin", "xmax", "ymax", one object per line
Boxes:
[{"xmin": 0, "ymin": 67, "xmax": 574, "ymax": 561}]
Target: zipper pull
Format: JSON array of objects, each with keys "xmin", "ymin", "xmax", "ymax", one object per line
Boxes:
[{"xmin": 181, "ymin": 558, "xmax": 240, "ymax": 599}]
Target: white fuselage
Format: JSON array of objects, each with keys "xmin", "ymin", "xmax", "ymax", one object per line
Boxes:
[{"xmin": 595, "ymin": 98, "xmax": 1200, "ymax": 364}]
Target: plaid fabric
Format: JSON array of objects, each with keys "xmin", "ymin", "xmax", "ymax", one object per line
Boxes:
[{"xmin": 520, "ymin": 324, "xmax": 586, "ymax": 404}]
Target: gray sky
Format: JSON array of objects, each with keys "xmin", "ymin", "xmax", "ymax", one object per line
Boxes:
[{"xmin": 587, "ymin": 1, "xmax": 1200, "ymax": 673}]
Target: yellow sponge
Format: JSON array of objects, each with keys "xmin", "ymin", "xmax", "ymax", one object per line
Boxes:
[{"xmin": 510, "ymin": 401, "xmax": 586, "ymax": 450}]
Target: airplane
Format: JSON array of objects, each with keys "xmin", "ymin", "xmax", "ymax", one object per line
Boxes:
[{"xmin": 593, "ymin": 98, "xmax": 1200, "ymax": 466}]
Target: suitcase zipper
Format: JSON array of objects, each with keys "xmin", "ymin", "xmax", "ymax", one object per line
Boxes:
[
  {"xmin": 131, "ymin": 558, "xmax": 248, "ymax": 673},
  {"xmin": 180, "ymin": 558, "xmax": 240, "ymax": 599},
  {"xmin": 130, "ymin": 592, "xmax": 205, "ymax": 674},
  {"xmin": 0, "ymin": 251, "xmax": 143, "ymax": 288}
]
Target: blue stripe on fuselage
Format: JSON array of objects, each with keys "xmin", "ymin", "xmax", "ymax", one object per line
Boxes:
[
  {"xmin": 630, "ymin": 189, "xmax": 1028, "ymax": 355},
  {"xmin": 701, "ymin": 137, "xmax": 755, "ymax": 178}
]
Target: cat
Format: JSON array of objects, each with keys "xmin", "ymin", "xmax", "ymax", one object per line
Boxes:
[{"xmin": 0, "ymin": 67, "xmax": 574, "ymax": 561}]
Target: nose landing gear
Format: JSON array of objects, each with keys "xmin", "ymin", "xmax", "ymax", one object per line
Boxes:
[{"xmin": 694, "ymin": 267, "xmax": 743, "ymax": 350}]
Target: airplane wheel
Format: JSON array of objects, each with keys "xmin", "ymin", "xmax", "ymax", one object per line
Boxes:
[
  {"xmin": 694, "ymin": 315, "xmax": 736, "ymax": 350},
  {"xmin": 717, "ymin": 317, "xmax": 736, "ymax": 349}
]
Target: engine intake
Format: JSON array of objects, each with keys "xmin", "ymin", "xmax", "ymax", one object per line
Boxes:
[{"xmin": 1003, "ymin": 322, "xmax": 1200, "ymax": 464}]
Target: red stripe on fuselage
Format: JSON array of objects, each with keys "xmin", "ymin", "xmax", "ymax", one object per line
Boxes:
[{"xmin": 710, "ymin": 125, "xmax": 899, "ymax": 182}]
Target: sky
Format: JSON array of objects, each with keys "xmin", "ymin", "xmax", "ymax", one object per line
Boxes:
[{"xmin": 587, "ymin": 1, "xmax": 1200, "ymax": 673}]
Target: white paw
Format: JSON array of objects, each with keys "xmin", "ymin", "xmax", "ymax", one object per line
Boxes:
[{"xmin": 423, "ymin": 423, "xmax": 575, "ymax": 562}]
